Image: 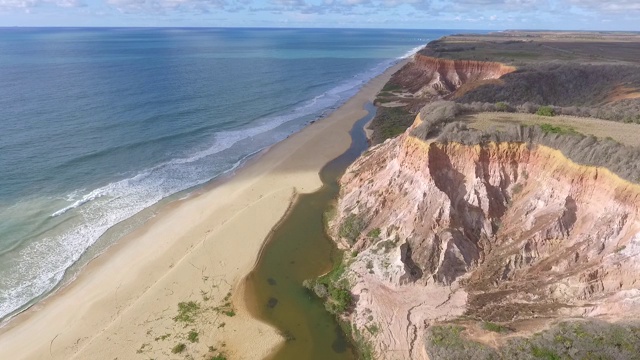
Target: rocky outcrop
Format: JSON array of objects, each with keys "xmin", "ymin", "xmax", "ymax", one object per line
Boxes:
[
  {"xmin": 392, "ymin": 54, "xmax": 515, "ymax": 96},
  {"xmin": 329, "ymin": 122, "xmax": 640, "ymax": 359}
]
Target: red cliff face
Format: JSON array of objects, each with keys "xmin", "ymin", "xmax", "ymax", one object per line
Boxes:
[
  {"xmin": 393, "ymin": 54, "xmax": 515, "ymax": 95},
  {"xmin": 329, "ymin": 129, "xmax": 640, "ymax": 359}
]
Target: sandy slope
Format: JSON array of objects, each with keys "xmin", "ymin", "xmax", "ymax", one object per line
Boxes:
[{"xmin": 0, "ymin": 60, "xmax": 408, "ymax": 360}]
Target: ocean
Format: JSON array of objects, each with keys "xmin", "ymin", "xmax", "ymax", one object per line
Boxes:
[{"xmin": 0, "ymin": 27, "xmax": 452, "ymax": 321}]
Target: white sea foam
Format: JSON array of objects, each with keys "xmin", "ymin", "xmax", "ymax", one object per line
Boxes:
[{"xmin": 0, "ymin": 45, "xmax": 428, "ymax": 321}]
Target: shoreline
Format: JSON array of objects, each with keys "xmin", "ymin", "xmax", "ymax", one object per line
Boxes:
[{"xmin": 0, "ymin": 58, "xmax": 409, "ymax": 360}]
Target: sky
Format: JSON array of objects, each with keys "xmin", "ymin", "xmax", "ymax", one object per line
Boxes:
[{"xmin": 0, "ymin": 0, "xmax": 638, "ymax": 30}]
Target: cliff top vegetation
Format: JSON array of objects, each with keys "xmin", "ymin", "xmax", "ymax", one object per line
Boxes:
[
  {"xmin": 368, "ymin": 31, "xmax": 640, "ymax": 144},
  {"xmin": 410, "ymin": 100, "xmax": 640, "ymax": 184}
]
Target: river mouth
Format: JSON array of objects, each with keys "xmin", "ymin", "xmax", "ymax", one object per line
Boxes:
[{"xmin": 244, "ymin": 103, "xmax": 375, "ymax": 360}]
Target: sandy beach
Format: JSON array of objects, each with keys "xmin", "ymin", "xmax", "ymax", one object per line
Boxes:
[{"xmin": 0, "ymin": 59, "xmax": 408, "ymax": 360}]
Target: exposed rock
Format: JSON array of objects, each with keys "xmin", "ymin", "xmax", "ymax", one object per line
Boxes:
[
  {"xmin": 392, "ymin": 54, "xmax": 515, "ymax": 96},
  {"xmin": 329, "ymin": 126, "xmax": 640, "ymax": 359}
]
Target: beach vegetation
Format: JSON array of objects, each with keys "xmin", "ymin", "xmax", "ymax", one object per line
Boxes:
[
  {"xmin": 208, "ymin": 354, "xmax": 227, "ymax": 360},
  {"xmin": 171, "ymin": 343, "xmax": 186, "ymax": 354},
  {"xmin": 173, "ymin": 301, "xmax": 200, "ymax": 323},
  {"xmin": 213, "ymin": 295, "xmax": 236, "ymax": 317},
  {"xmin": 338, "ymin": 318, "xmax": 376, "ymax": 360},
  {"xmin": 154, "ymin": 333, "xmax": 171, "ymax": 341},
  {"xmin": 136, "ymin": 343, "xmax": 149, "ymax": 354},
  {"xmin": 187, "ymin": 329, "xmax": 199, "ymax": 343},
  {"xmin": 304, "ymin": 252, "xmax": 354, "ymax": 315}
]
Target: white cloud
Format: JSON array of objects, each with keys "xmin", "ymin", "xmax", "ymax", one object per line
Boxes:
[
  {"xmin": 569, "ymin": 0, "xmax": 640, "ymax": 12},
  {"xmin": 107, "ymin": 0, "xmax": 226, "ymax": 13},
  {"xmin": 0, "ymin": 0, "xmax": 84, "ymax": 10}
]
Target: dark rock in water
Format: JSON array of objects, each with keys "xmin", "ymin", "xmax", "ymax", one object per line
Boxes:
[
  {"xmin": 267, "ymin": 297, "xmax": 279, "ymax": 309},
  {"xmin": 267, "ymin": 277, "xmax": 277, "ymax": 286},
  {"xmin": 280, "ymin": 330, "xmax": 296, "ymax": 342}
]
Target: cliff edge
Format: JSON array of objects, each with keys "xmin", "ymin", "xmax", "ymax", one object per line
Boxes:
[{"xmin": 326, "ymin": 112, "xmax": 640, "ymax": 359}]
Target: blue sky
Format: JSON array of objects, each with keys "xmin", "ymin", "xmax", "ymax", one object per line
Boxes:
[{"xmin": 0, "ymin": 0, "xmax": 638, "ymax": 30}]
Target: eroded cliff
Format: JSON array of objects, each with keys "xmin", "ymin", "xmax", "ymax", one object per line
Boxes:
[
  {"xmin": 327, "ymin": 117, "xmax": 640, "ymax": 359},
  {"xmin": 397, "ymin": 54, "xmax": 515, "ymax": 96}
]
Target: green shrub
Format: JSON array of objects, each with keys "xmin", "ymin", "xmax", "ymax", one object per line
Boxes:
[
  {"xmin": 208, "ymin": 354, "xmax": 227, "ymax": 360},
  {"xmin": 188, "ymin": 330, "xmax": 199, "ymax": 343},
  {"xmin": 511, "ymin": 184, "xmax": 524, "ymax": 195},
  {"xmin": 539, "ymin": 123, "xmax": 575, "ymax": 134},
  {"xmin": 482, "ymin": 321, "xmax": 510, "ymax": 333},
  {"xmin": 328, "ymin": 287, "xmax": 352, "ymax": 314},
  {"xmin": 173, "ymin": 301, "xmax": 200, "ymax": 323},
  {"xmin": 370, "ymin": 106, "xmax": 415, "ymax": 143},
  {"xmin": 536, "ymin": 106, "xmax": 555, "ymax": 117},
  {"xmin": 367, "ymin": 228, "xmax": 381, "ymax": 239},
  {"xmin": 530, "ymin": 346, "xmax": 561, "ymax": 359},
  {"xmin": 171, "ymin": 343, "xmax": 186, "ymax": 354},
  {"xmin": 496, "ymin": 102, "xmax": 509, "ymax": 112},
  {"xmin": 339, "ymin": 213, "xmax": 366, "ymax": 245}
]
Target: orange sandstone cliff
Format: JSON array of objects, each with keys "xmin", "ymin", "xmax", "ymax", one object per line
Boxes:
[
  {"xmin": 328, "ymin": 114, "xmax": 640, "ymax": 359},
  {"xmin": 391, "ymin": 54, "xmax": 515, "ymax": 96}
]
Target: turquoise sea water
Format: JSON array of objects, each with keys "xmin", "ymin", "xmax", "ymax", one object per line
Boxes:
[{"xmin": 0, "ymin": 27, "xmax": 453, "ymax": 321}]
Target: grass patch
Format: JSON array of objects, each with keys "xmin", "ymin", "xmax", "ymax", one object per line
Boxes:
[
  {"xmin": 367, "ymin": 228, "xmax": 381, "ymax": 239},
  {"xmin": 213, "ymin": 292, "xmax": 236, "ymax": 317},
  {"xmin": 154, "ymin": 333, "xmax": 171, "ymax": 341},
  {"xmin": 171, "ymin": 343, "xmax": 186, "ymax": 354},
  {"xmin": 381, "ymin": 82, "xmax": 403, "ymax": 92},
  {"xmin": 187, "ymin": 329, "xmax": 199, "ymax": 343},
  {"xmin": 208, "ymin": 354, "xmax": 227, "ymax": 360},
  {"xmin": 173, "ymin": 301, "xmax": 200, "ymax": 323},
  {"xmin": 482, "ymin": 321, "xmax": 510, "ymax": 333}
]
